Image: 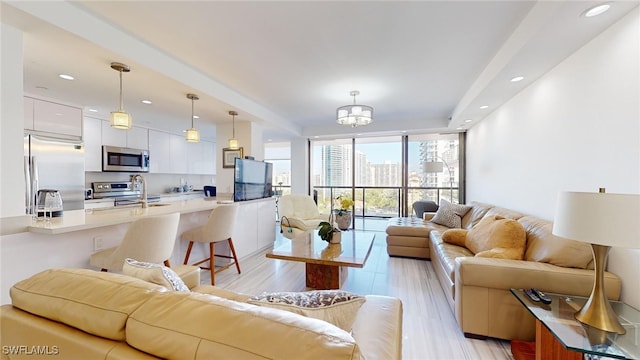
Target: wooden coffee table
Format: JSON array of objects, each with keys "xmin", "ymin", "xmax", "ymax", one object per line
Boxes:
[{"xmin": 266, "ymin": 230, "xmax": 375, "ymax": 290}]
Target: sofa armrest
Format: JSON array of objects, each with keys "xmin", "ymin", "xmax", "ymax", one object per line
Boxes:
[
  {"xmin": 423, "ymin": 212, "xmax": 436, "ymax": 221},
  {"xmin": 455, "ymin": 257, "xmax": 621, "ymax": 299},
  {"xmin": 351, "ymin": 295, "xmax": 403, "ymax": 360}
]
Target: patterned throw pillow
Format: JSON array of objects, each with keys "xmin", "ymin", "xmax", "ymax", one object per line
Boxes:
[
  {"xmin": 430, "ymin": 199, "xmax": 472, "ymax": 228},
  {"xmin": 122, "ymin": 258, "xmax": 190, "ymax": 292},
  {"xmin": 247, "ymin": 290, "xmax": 366, "ymax": 332}
]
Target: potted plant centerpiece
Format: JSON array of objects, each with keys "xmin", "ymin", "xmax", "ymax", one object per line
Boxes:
[
  {"xmin": 317, "ymin": 221, "xmax": 341, "ymax": 244},
  {"xmin": 334, "ymin": 195, "xmax": 354, "ymax": 230}
]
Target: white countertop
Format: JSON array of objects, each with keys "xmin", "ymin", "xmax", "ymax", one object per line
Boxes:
[{"xmin": 25, "ymin": 197, "xmax": 272, "ymax": 235}]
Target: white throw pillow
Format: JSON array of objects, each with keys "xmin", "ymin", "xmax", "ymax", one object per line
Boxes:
[
  {"xmin": 247, "ymin": 290, "xmax": 365, "ymax": 332},
  {"xmin": 431, "ymin": 199, "xmax": 472, "ymax": 228},
  {"xmin": 123, "ymin": 258, "xmax": 190, "ymax": 292}
]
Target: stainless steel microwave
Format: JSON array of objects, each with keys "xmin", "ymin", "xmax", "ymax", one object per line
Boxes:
[{"xmin": 102, "ymin": 146, "xmax": 149, "ymax": 172}]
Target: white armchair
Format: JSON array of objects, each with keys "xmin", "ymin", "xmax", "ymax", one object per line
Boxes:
[{"xmin": 278, "ymin": 194, "xmax": 329, "ymax": 237}]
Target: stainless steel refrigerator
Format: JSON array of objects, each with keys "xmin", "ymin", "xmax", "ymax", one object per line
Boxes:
[{"xmin": 24, "ymin": 133, "xmax": 85, "ymax": 214}]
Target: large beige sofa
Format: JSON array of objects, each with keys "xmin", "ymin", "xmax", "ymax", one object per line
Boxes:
[
  {"xmin": 1, "ymin": 268, "xmax": 402, "ymax": 360},
  {"xmin": 386, "ymin": 201, "xmax": 622, "ymax": 341}
]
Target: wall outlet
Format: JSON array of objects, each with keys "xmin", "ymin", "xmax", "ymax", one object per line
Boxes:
[{"xmin": 93, "ymin": 236, "xmax": 104, "ymax": 251}]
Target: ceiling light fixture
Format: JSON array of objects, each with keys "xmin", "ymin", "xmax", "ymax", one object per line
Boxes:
[
  {"xmin": 141, "ymin": 100, "xmax": 152, "ymax": 104},
  {"xmin": 185, "ymin": 94, "xmax": 200, "ymax": 143},
  {"xmin": 109, "ymin": 62, "xmax": 132, "ymax": 130},
  {"xmin": 583, "ymin": 3, "xmax": 611, "ymax": 17},
  {"xmin": 58, "ymin": 74, "xmax": 74, "ymax": 80},
  {"xmin": 337, "ymin": 90, "xmax": 373, "ymax": 127},
  {"xmin": 228, "ymin": 110, "xmax": 239, "ymax": 149},
  {"xmin": 511, "ymin": 76, "xmax": 524, "ymax": 82},
  {"xmin": 479, "ymin": 105, "xmax": 489, "ymax": 109}
]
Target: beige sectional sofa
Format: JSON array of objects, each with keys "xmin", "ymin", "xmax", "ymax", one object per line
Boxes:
[
  {"xmin": 1, "ymin": 268, "xmax": 402, "ymax": 360},
  {"xmin": 386, "ymin": 201, "xmax": 622, "ymax": 341}
]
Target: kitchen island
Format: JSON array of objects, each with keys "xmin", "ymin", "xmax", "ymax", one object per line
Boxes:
[{"xmin": 0, "ymin": 197, "xmax": 276, "ymax": 304}]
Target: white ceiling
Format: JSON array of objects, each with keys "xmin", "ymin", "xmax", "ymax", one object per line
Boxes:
[{"xmin": 2, "ymin": 1, "xmax": 637, "ymax": 142}]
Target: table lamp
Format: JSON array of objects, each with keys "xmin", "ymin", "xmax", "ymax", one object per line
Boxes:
[{"xmin": 552, "ymin": 188, "xmax": 640, "ymax": 334}]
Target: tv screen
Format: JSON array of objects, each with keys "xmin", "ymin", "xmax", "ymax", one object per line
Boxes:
[{"xmin": 233, "ymin": 158, "xmax": 273, "ymax": 202}]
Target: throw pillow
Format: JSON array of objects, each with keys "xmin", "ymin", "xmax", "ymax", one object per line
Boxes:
[
  {"xmin": 247, "ymin": 290, "xmax": 365, "ymax": 332},
  {"xmin": 466, "ymin": 215, "xmax": 526, "ymax": 260},
  {"xmin": 123, "ymin": 258, "xmax": 190, "ymax": 292},
  {"xmin": 430, "ymin": 199, "xmax": 472, "ymax": 228},
  {"xmin": 441, "ymin": 228, "xmax": 468, "ymax": 247}
]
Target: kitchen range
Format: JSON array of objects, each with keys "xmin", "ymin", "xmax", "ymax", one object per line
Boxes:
[{"xmin": 91, "ymin": 180, "xmax": 160, "ymax": 207}]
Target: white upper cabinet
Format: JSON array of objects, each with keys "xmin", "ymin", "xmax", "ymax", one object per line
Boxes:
[
  {"xmin": 83, "ymin": 116, "xmax": 102, "ymax": 172},
  {"xmin": 148, "ymin": 130, "xmax": 172, "ymax": 174},
  {"xmin": 170, "ymin": 134, "xmax": 188, "ymax": 174},
  {"xmin": 25, "ymin": 97, "xmax": 82, "ymax": 137},
  {"xmin": 101, "ymin": 121, "xmax": 148, "ymax": 149},
  {"xmin": 126, "ymin": 126, "xmax": 148, "ymax": 150}
]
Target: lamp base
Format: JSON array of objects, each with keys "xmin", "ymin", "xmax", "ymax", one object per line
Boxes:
[{"xmin": 575, "ymin": 244, "xmax": 626, "ymax": 335}]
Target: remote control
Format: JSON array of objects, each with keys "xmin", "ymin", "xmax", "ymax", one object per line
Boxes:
[
  {"xmin": 524, "ymin": 288, "xmax": 540, "ymax": 302},
  {"xmin": 532, "ymin": 288, "xmax": 552, "ymax": 304}
]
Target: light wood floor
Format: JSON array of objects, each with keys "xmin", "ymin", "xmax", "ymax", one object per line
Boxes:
[{"xmin": 203, "ymin": 219, "xmax": 515, "ymax": 360}]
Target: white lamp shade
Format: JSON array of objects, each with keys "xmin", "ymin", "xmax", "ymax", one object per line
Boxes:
[
  {"xmin": 110, "ymin": 111, "xmax": 132, "ymax": 129},
  {"xmin": 423, "ymin": 161, "xmax": 444, "ymax": 173},
  {"xmin": 552, "ymin": 191, "xmax": 640, "ymax": 248},
  {"xmin": 185, "ymin": 128, "xmax": 200, "ymax": 143}
]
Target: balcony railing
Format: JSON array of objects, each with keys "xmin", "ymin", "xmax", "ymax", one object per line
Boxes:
[{"xmin": 312, "ymin": 186, "xmax": 459, "ymax": 220}]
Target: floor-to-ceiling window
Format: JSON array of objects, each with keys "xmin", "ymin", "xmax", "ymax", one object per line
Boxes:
[
  {"xmin": 407, "ymin": 133, "xmax": 461, "ymax": 207},
  {"xmin": 264, "ymin": 142, "xmax": 291, "ymax": 196},
  {"xmin": 310, "ymin": 133, "xmax": 462, "ymax": 227}
]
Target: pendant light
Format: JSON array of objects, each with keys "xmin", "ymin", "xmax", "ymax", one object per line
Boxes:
[
  {"xmin": 228, "ymin": 110, "xmax": 239, "ymax": 149},
  {"xmin": 336, "ymin": 90, "xmax": 373, "ymax": 127},
  {"xmin": 109, "ymin": 62, "xmax": 132, "ymax": 129},
  {"xmin": 185, "ymin": 94, "xmax": 200, "ymax": 143}
]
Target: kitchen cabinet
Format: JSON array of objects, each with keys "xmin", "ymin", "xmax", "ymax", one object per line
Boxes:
[
  {"xmin": 25, "ymin": 97, "xmax": 82, "ymax": 137},
  {"xmin": 101, "ymin": 121, "xmax": 148, "ymax": 150},
  {"xmin": 187, "ymin": 140, "xmax": 216, "ymax": 175},
  {"xmin": 148, "ymin": 130, "xmax": 172, "ymax": 174},
  {"xmin": 83, "ymin": 116, "xmax": 102, "ymax": 172},
  {"xmin": 170, "ymin": 134, "xmax": 188, "ymax": 174}
]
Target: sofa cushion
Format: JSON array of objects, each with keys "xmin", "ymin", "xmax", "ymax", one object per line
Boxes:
[
  {"xmin": 123, "ymin": 258, "xmax": 190, "ymax": 292},
  {"xmin": 431, "ymin": 200, "xmax": 472, "ymax": 228},
  {"xmin": 519, "ymin": 216, "xmax": 594, "ymax": 269},
  {"xmin": 126, "ymin": 291, "xmax": 362, "ymax": 359},
  {"xmin": 461, "ymin": 201, "xmax": 493, "ymax": 229},
  {"xmin": 247, "ymin": 290, "xmax": 366, "ymax": 332},
  {"xmin": 9, "ymin": 268, "xmax": 166, "ymax": 341},
  {"xmin": 465, "ymin": 215, "xmax": 526, "ymax": 260}
]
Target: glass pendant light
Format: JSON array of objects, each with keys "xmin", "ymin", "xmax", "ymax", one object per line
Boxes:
[
  {"xmin": 109, "ymin": 62, "xmax": 132, "ymax": 129},
  {"xmin": 228, "ymin": 110, "xmax": 239, "ymax": 149},
  {"xmin": 185, "ymin": 94, "xmax": 200, "ymax": 143}
]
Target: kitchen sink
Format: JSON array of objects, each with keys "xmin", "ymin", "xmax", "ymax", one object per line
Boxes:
[{"xmin": 148, "ymin": 203, "xmax": 171, "ymax": 207}]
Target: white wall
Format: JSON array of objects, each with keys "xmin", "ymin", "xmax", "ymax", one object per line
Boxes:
[
  {"xmin": 0, "ymin": 24, "xmax": 26, "ymax": 218},
  {"xmin": 467, "ymin": 9, "xmax": 640, "ymax": 308}
]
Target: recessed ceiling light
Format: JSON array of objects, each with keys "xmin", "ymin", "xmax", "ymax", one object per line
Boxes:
[
  {"xmin": 88, "ymin": 108, "xmax": 98, "ymax": 112},
  {"xmin": 456, "ymin": 127, "xmax": 464, "ymax": 130},
  {"xmin": 583, "ymin": 3, "xmax": 611, "ymax": 17},
  {"xmin": 314, "ymin": 136, "xmax": 319, "ymax": 138},
  {"xmin": 58, "ymin": 74, "xmax": 74, "ymax": 80},
  {"xmin": 480, "ymin": 105, "xmax": 489, "ymax": 109},
  {"xmin": 193, "ymin": 115, "xmax": 199, "ymax": 119},
  {"xmin": 465, "ymin": 119, "xmax": 473, "ymax": 123},
  {"xmin": 141, "ymin": 100, "xmax": 152, "ymax": 104},
  {"xmin": 511, "ymin": 76, "xmax": 524, "ymax": 82},
  {"xmin": 35, "ymin": 85, "xmax": 48, "ymax": 90}
]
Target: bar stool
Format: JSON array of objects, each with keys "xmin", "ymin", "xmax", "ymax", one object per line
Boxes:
[
  {"xmin": 90, "ymin": 213, "xmax": 180, "ymax": 272},
  {"xmin": 182, "ymin": 204, "xmax": 240, "ymax": 285}
]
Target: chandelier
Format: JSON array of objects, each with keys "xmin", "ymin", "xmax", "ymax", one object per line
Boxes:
[{"xmin": 336, "ymin": 90, "xmax": 373, "ymax": 127}]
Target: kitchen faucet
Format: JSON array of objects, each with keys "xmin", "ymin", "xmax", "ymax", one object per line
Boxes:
[{"xmin": 132, "ymin": 174, "xmax": 148, "ymax": 208}]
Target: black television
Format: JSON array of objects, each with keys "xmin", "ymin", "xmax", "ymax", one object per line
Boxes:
[{"xmin": 233, "ymin": 158, "xmax": 273, "ymax": 202}]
